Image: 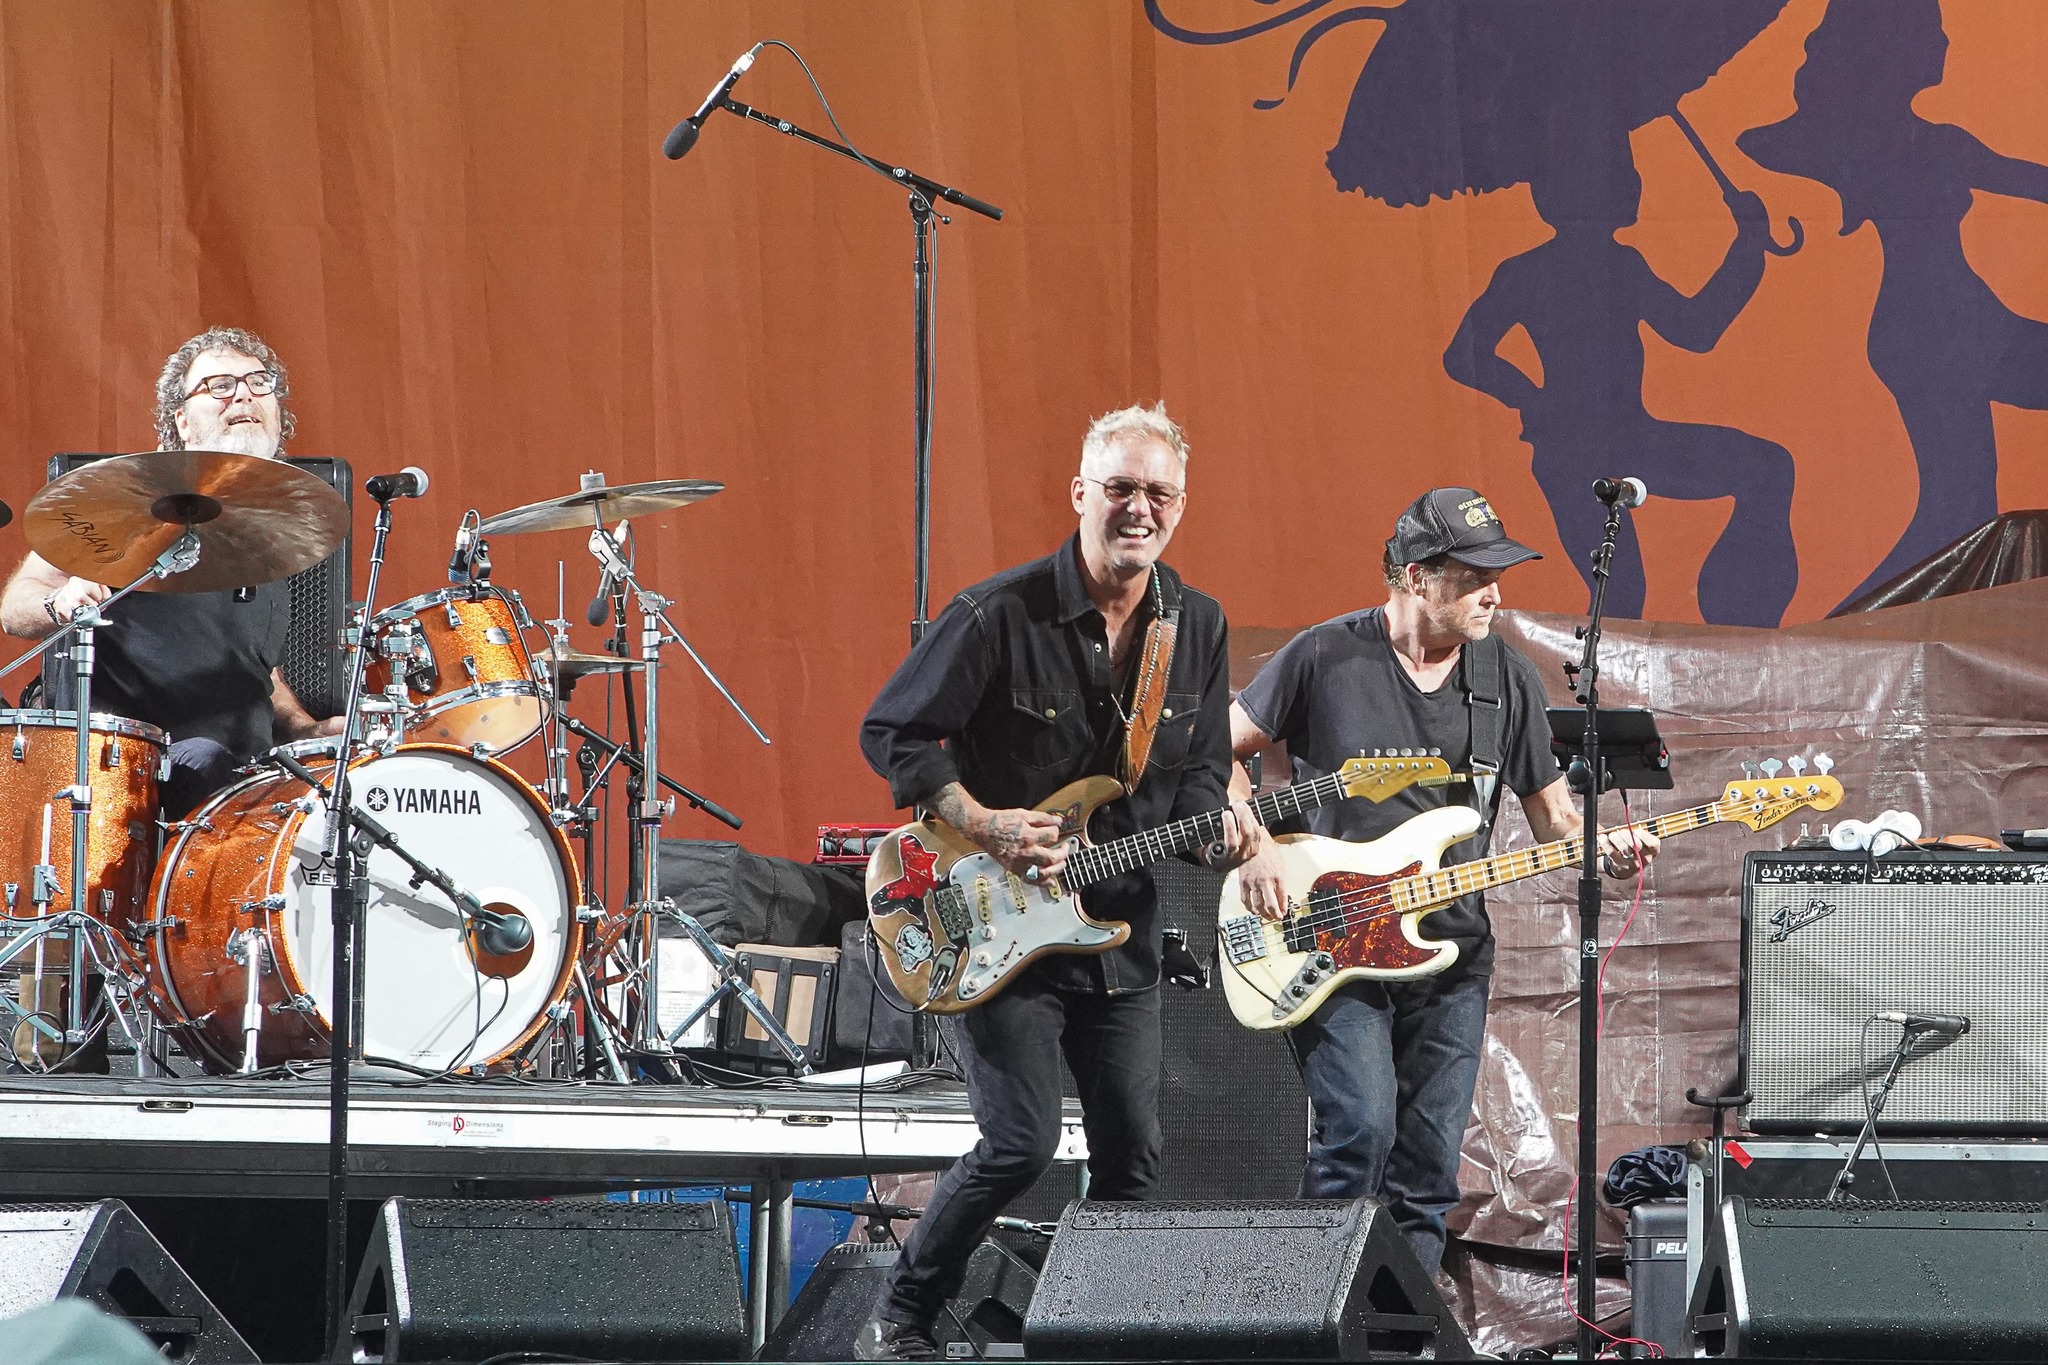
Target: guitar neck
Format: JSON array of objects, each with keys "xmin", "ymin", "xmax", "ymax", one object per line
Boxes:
[
  {"xmin": 1065, "ymin": 769, "xmax": 1360, "ymax": 889},
  {"xmin": 1394, "ymin": 798, "xmax": 1734, "ymax": 908}
]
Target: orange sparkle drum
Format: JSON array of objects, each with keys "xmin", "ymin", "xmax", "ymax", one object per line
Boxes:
[
  {"xmin": 0, "ymin": 710, "xmax": 164, "ymax": 939},
  {"xmin": 365, "ymin": 585, "xmax": 543, "ymax": 752},
  {"xmin": 141, "ymin": 743, "xmax": 579, "ymax": 1074}
]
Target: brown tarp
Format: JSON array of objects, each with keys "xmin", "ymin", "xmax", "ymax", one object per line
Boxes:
[
  {"xmin": 1235, "ymin": 576, "xmax": 2048, "ymax": 1351},
  {"xmin": 1834, "ymin": 510, "xmax": 2048, "ymax": 615}
]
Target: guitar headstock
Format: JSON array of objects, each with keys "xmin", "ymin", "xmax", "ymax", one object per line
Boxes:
[
  {"xmin": 1721, "ymin": 759, "xmax": 1843, "ymax": 832},
  {"xmin": 1336, "ymin": 753, "xmax": 1455, "ymax": 803}
]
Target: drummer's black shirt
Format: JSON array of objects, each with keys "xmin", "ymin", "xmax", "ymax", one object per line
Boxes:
[{"xmin": 46, "ymin": 582, "xmax": 289, "ymax": 758}]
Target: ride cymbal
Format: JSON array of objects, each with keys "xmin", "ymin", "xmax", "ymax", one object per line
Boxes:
[
  {"xmin": 25, "ymin": 451, "xmax": 350, "ymax": 593},
  {"xmin": 536, "ymin": 645, "xmax": 644, "ymax": 680},
  {"xmin": 479, "ymin": 478, "xmax": 722, "ymax": 535}
]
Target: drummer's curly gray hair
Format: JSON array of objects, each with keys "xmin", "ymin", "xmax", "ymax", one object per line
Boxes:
[{"xmin": 152, "ymin": 326, "xmax": 297, "ymax": 451}]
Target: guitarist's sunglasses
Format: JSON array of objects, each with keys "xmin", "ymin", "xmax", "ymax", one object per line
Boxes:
[{"xmin": 1085, "ymin": 476, "xmax": 1185, "ymax": 507}]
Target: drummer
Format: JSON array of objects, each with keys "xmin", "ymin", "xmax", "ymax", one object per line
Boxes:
[{"xmin": 0, "ymin": 327, "xmax": 341, "ymax": 817}]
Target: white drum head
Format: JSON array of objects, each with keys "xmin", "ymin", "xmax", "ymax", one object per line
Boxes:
[{"xmin": 279, "ymin": 748, "xmax": 573, "ymax": 1071}]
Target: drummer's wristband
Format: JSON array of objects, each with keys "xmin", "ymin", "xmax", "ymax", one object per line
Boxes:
[{"xmin": 41, "ymin": 592, "xmax": 61, "ymax": 626}]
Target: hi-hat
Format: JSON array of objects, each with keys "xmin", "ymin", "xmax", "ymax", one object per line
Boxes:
[
  {"xmin": 479, "ymin": 477, "xmax": 722, "ymax": 535},
  {"xmin": 24, "ymin": 451, "xmax": 350, "ymax": 593},
  {"xmin": 536, "ymin": 644, "xmax": 643, "ymax": 681}
]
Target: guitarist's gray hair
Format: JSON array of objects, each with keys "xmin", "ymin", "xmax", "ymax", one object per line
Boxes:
[{"xmin": 1081, "ymin": 401, "xmax": 1189, "ymax": 475}]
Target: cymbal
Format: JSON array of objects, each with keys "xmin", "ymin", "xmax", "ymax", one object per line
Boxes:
[
  {"xmin": 536, "ymin": 645, "xmax": 644, "ymax": 681},
  {"xmin": 479, "ymin": 478, "xmax": 723, "ymax": 535},
  {"xmin": 25, "ymin": 451, "xmax": 350, "ymax": 594}
]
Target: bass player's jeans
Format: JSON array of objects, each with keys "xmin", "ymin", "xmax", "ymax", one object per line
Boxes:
[{"xmin": 1286, "ymin": 970, "xmax": 1491, "ymax": 1275}]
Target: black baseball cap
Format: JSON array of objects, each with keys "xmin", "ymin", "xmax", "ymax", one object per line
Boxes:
[{"xmin": 1387, "ymin": 487, "xmax": 1542, "ymax": 571}]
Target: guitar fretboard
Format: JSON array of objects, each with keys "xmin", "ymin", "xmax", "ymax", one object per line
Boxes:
[
  {"xmin": 1066, "ymin": 768, "xmax": 1382, "ymax": 888},
  {"xmin": 1386, "ymin": 797, "xmax": 1736, "ymax": 911}
]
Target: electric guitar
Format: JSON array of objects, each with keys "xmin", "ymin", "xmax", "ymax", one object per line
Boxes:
[
  {"xmin": 1217, "ymin": 765, "xmax": 1843, "ymax": 1031},
  {"xmin": 865, "ymin": 755, "xmax": 1455, "ymax": 1013}
]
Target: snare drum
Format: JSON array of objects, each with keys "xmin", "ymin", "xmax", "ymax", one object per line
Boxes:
[
  {"xmin": 142, "ymin": 743, "xmax": 579, "ymax": 1073},
  {"xmin": 365, "ymin": 585, "xmax": 543, "ymax": 752},
  {"xmin": 0, "ymin": 710, "xmax": 165, "ymax": 935}
]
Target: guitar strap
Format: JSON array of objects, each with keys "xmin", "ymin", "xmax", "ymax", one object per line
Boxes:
[
  {"xmin": 1119, "ymin": 573, "xmax": 1180, "ymax": 793},
  {"xmin": 1464, "ymin": 632, "xmax": 1505, "ymax": 845}
]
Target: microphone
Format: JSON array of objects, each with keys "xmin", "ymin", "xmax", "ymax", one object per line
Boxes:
[
  {"xmin": 1878, "ymin": 1011, "xmax": 1970, "ymax": 1036},
  {"xmin": 663, "ymin": 44, "xmax": 763, "ymax": 159},
  {"xmin": 1593, "ymin": 476, "xmax": 1648, "ymax": 508},
  {"xmin": 448, "ymin": 521, "xmax": 476, "ymax": 583},
  {"xmin": 365, "ymin": 466, "xmax": 429, "ymax": 501},
  {"xmin": 469, "ymin": 902, "xmax": 534, "ymax": 956},
  {"xmin": 585, "ymin": 521, "xmax": 629, "ymax": 627},
  {"xmin": 0, "ymin": 500, "xmax": 12, "ymax": 530}
]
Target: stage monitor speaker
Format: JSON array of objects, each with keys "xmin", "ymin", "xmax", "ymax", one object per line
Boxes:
[
  {"xmin": 759, "ymin": 1239, "xmax": 1037, "ymax": 1361},
  {"xmin": 1740, "ymin": 850, "xmax": 2048, "ymax": 1132},
  {"xmin": 1690, "ymin": 1196, "xmax": 2048, "ymax": 1359},
  {"xmin": 0, "ymin": 1200, "xmax": 257, "ymax": 1363},
  {"xmin": 42, "ymin": 452, "xmax": 354, "ymax": 720},
  {"xmin": 1022, "ymin": 1199, "xmax": 1472, "ymax": 1360},
  {"xmin": 332, "ymin": 1197, "xmax": 746, "ymax": 1363}
]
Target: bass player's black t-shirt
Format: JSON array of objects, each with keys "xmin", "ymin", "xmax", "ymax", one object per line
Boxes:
[
  {"xmin": 1234, "ymin": 607, "xmax": 1561, "ymax": 977},
  {"xmin": 46, "ymin": 582, "xmax": 289, "ymax": 759}
]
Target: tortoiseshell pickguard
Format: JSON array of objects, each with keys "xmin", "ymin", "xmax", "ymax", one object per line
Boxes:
[{"xmin": 1306, "ymin": 861, "xmax": 1440, "ymax": 972}]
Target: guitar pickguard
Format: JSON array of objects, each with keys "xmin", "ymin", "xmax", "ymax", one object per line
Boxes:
[{"xmin": 1293, "ymin": 863, "xmax": 1439, "ymax": 973}]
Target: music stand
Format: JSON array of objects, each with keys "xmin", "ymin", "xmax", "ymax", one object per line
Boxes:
[{"xmin": 1547, "ymin": 706, "xmax": 1673, "ymax": 792}]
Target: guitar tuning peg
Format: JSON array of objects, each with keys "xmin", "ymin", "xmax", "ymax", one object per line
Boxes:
[
  {"xmin": 1814, "ymin": 753, "xmax": 1834, "ymax": 776},
  {"xmin": 1741, "ymin": 761, "xmax": 1760, "ymax": 780},
  {"xmin": 1788, "ymin": 756, "xmax": 1807, "ymax": 777},
  {"xmin": 1760, "ymin": 758, "xmax": 1783, "ymax": 779}
]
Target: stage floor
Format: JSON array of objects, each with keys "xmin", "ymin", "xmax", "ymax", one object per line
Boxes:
[{"xmin": 0, "ymin": 1068, "xmax": 1075, "ymax": 1200}]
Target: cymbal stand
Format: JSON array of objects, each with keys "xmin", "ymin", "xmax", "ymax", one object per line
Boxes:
[
  {"xmin": 581, "ymin": 523, "xmax": 803, "ymax": 1070},
  {"xmin": 0, "ymin": 533, "xmax": 202, "ymax": 1061}
]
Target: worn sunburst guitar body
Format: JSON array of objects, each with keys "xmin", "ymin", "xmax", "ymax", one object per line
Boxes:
[
  {"xmin": 865, "ymin": 755, "xmax": 1454, "ymax": 1013},
  {"xmin": 1218, "ymin": 770, "xmax": 1843, "ymax": 1031}
]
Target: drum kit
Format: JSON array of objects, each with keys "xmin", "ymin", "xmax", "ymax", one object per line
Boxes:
[{"xmin": 0, "ymin": 453, "xmax": 808, "ymax": 1080}]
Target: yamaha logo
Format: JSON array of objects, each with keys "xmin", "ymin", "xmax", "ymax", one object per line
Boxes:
[{"xmin": 364, "ymin": 785, "xmax": 483, "ymax": 816}]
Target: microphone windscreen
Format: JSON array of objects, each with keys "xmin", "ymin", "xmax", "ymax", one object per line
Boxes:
[{"xmin": 663, "ymin": 119, "xmax": 701, "ymax": 160}]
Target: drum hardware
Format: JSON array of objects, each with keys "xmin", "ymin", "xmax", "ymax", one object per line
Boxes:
[{"xmin": 223, "ymin": 926, "xmax": 272, "ymax": 1075}]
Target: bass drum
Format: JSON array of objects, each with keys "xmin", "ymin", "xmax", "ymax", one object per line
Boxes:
[{"xmin": 143, "ymin": 744, "xmax": 579, "ymax": 1074}]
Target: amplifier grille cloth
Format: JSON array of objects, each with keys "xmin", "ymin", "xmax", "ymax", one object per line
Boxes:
[{"xmin": 1745, "ymin": 865, "xmax": 2048, "ymax": 1132}]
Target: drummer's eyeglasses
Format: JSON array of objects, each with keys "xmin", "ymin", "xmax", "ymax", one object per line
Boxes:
[
  {"xmin": 185, "ymin": 370, "xmax": 279, "ymax": 401},
  {"xmin": 1085, "ymin": 476, "xmax": 1185, "ymax": 508}
]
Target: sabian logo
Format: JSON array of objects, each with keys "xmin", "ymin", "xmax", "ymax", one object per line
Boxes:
[
  {"xmin": 1769, "ymin": 897, "xmax": 1837, "ymax": 942},
  {"xmin": 364, "ymin": 785, "xmax": 483, "ymax": 816},
  {"xmin": 60, "ymin": 512, "xmax": 120, "ymax": 564}
]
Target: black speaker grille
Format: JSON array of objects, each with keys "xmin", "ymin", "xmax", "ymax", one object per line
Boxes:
[
  {"xmin": 41, "ymin": 453, "xmax": 352, "ymax": 723},
  {"xmin": 1742, "ymin": 851, "xmax": 2048, "ymax": 1132}
]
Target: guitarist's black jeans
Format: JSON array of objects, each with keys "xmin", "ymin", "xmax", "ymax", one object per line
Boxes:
[
  {"xmin": 1286, "ymin": 971, "xmax": 1492, "ymax": 1276},
  {"xmin": 878, "ymin": 972, "xmax": 1163, "ymax": 1326}
]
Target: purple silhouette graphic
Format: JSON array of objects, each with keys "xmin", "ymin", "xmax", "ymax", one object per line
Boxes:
[
  {"xmin": 1444, "ymin": 123, "xmax": 1797, "ymax": 626},
  {"xmin": 1739, "ymin": 0, "xmax": 2048, "ymax": 608},
  {"xmin": 1149, "ymin": 0, "xmax": 1804, "ymax": 625}
]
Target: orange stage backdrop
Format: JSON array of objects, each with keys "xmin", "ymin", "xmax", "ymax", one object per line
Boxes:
[{"xmin": 2, "ymin": 0, "xmax": 2045, "ymax": 849}]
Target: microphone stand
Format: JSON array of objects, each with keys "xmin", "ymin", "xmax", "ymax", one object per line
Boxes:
[
  {"xmin": 1562, "ymin": 493, "xmax": 1631, "ymax": 1362},
  {"xmin": 562, "ymin": 716, "xmax": 742, "ymax": 832},
  {"xmin": 703, "ymin": 94, "xmax": 1003, "ymax": 645},
  {"xmin": 1827, "ymin": 1027, "xmax": 1944, "ymax": 1203},
  {"xmin": 322, "ymin": 488, "xmax": 401, "ymax": 1350}
]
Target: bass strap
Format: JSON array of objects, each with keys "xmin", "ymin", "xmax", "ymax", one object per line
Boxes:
[{"xmin": 1464, "ymin": 632, "xmax": 1505, "ymax": 842}]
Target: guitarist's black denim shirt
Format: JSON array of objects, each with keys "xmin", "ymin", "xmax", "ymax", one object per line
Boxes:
[{"xmin": 860, "ymin": 534, "xmax": 1234, "ymax": 992}]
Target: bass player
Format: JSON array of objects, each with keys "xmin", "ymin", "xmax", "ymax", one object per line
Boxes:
[
  {"xmin": 1227, "ymin": 486, "xmax": 1658, "ymax": 1277},
  {"xmin": 856, "ymin": 402, "xmax": 1260, "ymax": 1360}
]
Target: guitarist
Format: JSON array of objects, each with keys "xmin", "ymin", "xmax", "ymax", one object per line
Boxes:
[
  {"xmin": 1226, "ymin": 487, "xmax": 1658, "ymax": 1278},
  {"xmin": 855, "ymin": 402, "xmax": 1259, "ymax": 1361}
]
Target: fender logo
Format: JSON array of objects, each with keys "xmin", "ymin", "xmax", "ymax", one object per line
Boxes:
[{"xmin": 1769, "ymin": 897, "xmax": 1837, "ymax": 942}]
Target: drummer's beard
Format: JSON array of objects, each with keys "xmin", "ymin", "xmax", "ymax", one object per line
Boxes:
[{"xmin": 186, "ymin": 410, "xmax": 281, "ymax": 460}]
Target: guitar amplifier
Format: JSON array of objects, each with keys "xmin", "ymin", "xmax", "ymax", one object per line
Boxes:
[{"xmin": 1740, "ymin": 850, "xmax": 2048, "ymax": 1134}]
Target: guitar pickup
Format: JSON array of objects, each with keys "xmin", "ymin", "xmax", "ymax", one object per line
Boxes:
[{"xmin": 1220, "ymin": 915, "xmax": 1268, "ymax": 965}]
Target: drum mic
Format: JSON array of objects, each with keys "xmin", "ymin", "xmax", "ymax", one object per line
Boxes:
[
  {"xmin": 469, "ymin": 902, "xmax": 534, "ymax": 955},
  {"xmin": 366, "ymin": 467, "xmax": 430, "ymax": 501},
  {"xmin": 663, "ymin": 44, "xmax": 762, "ymax": 159},
  {"xmin": 448, "ymin": 516, "xmax": 478, "ymax": 583},
  {"xmin": 586, "ymin": 521, "xmax": 629, "ymax": 627}
]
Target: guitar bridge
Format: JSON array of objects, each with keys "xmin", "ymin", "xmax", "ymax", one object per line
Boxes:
[{"xmin": 1220, "ymin": 915, "xmax": 1267, "ymax": 966}]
